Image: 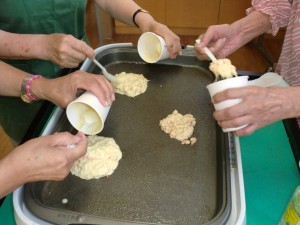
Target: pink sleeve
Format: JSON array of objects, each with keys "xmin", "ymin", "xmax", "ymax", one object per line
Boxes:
[{"xmin": 246, "ymin": 0, "xmax": 291, "ymax": 35}]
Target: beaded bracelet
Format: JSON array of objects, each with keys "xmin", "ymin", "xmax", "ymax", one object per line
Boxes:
[{"xmin": 20, "ymin": 74, "xmax": 42, "ymax": 103}]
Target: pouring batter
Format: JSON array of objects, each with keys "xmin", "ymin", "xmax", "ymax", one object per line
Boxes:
[{"xmin": 113, "ymin": 72, "xmax": 149, "ymax": 97}]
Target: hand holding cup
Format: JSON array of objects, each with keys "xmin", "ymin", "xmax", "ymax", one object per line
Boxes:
[{"xmin": 206, "ymin": 76, "xmax": 249, "ymax": 132}]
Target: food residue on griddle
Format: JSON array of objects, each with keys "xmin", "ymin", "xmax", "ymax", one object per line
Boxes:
[
  {"xmin": 71, "ymin": 136, "xmax": 122, "ymax": 180},
  {"xmin": 113, "ymin": 72, "xmax": 149, "ymax": 97},
  {"xmin": 159, "ymin": 110, "xmax": 197, "ymax": 145}
]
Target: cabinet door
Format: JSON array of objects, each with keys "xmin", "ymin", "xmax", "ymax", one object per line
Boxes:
[
  {"xmin": 113, "ymin": 0, "xmax": 252, "ymax": 35},
  {"xmin": 114, "ymin": 0, "xmax": 165, "ymax": 34},
  {"xmin": 165, "ymin": 0, "xmax": 219, "ymax": 35},
  {"xmin": 166, "ymin": 0, "xmax": 219, "ymax": 28},
  {"xmin": 219, "ymin": 0, "xmax": 251, "ymax": 24}
]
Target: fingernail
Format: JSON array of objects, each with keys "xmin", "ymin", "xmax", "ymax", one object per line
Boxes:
[
  {"xmin": 108, "ymin": 96, "xmax": 113, "ymax": 105},
  {"xmin": 111, "ymin": 94, "xmax": 115, "ymax": 101},
  {"xmin": 67, "ymin": 143, "xmax": 76, "ymax": 149}
]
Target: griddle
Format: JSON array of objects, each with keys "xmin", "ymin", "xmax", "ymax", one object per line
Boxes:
[{"xmin": 23, "ymin": 45, "xmax": 232, "ymax": 225}]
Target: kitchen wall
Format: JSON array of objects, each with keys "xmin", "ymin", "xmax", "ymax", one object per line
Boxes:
[{"xmin": 115, "ymin": 0, "xmax": 251, "ymax": 35}]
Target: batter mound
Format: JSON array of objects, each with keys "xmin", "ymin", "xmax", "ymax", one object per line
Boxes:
[
  {"xmin": 159, "ymin": 110, "xmax": 197, "ymax": 145},
  {"xmin": 209, "ymin": 58, "xmax": 237, "ymax": 81},
  {"xmin": 71, "ymin": 136, "xmax": 122, "ymax": 180},
  {"xmin": 114, "ymin": 72, "xmax": 149, "ymax": 97}
]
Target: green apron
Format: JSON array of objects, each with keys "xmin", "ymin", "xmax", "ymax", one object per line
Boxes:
[{"xmin": 0, "ymin": 0, "xmax": 87, "ymax": 143}]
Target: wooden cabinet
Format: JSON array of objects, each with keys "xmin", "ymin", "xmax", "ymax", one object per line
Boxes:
[
  {"xmin": 114, "ymin": 0, "xmax": 165, "ymax": 34},
  {"xmin": 114, "ymin": 0, "xmax": 251, "ymax": 35},
  {"xmin": 165, "ymin": 0, "xmax": 220, "ymax": 35},
  {"xmin": 219, "ymin": 0, "xmax": 251, "ymax": 24}
]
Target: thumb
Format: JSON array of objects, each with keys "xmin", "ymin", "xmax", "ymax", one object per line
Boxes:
[
  {"xmin": 196, "ymin": 34, "xmax": 210, "ymax": 48},
  {"xmin": 51, "ymin": 132, "xmax": 83, "ymax": 147}
]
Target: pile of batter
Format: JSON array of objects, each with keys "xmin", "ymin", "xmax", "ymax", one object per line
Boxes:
[
  {"xmin": 114, "ymin": 72, "xmax": 149, "ymax": 97},
  {"xmin": 71, "ymin": 135, "xmax": 122, "ymax": 180},
  {"xmin": 209, "ymin": 58, "xmax": 237, "ymax": 81},
  {"xmin": 159, "ymin": 110, "xmax": 197, "ymax": 145}
]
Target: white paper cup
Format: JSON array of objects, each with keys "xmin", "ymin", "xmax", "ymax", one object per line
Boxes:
[
  {"xmin": 206, "ymin": 76, "xmax": 249, "ymax": 132},
  {"xmin": 66, "ymin": 91, "xmax": 111, "ymax": 135},
  {"xmin": 137, "ymin": 32, "xmax": 169, "ymax": 63}
]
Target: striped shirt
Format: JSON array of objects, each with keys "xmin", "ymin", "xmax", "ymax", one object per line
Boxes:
[{"xmin": 247, "ymin": 0, "xmax": 300, "ymax": 126}]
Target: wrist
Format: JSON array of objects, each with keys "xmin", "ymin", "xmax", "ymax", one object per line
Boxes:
[
  {"xmin": 132, "ymin": 9, "xmax": 149, "ymax": 28},
  {"xmin": 290, "ymin": 86, "xmax": 300, "ymax": 118},
  {"xmin": 20, "ymin": 75, "xmax": 43, "ymax": 103},
  {"xmin": 232, "ymin": 11, "xmax": 271, "ymax": 46},
  {"xmin": 133, "ymin": 9, "xmax": 154, "ymax": 32},
  {"xmin": 25, "ymin": 34, "xmax": 49, "ymax": 60}
]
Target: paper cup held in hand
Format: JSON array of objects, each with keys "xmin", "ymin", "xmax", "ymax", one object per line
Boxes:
[
  {"xmin": 137, "ymin": 32, "xmax": 169, "ymax": 63},
  {"xmin": 206, "ymin": 76, "xmax": 249, "ymax": 132},
  {"xmin": 66, "ymin": 91, "xmax": 111, "ymax": 135}
]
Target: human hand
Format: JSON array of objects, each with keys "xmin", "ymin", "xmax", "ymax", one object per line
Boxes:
[
  {"xmin": 41, "ymin": 33, "xmax": 95, "ymax": 68},
  {"xmin": 194, "ymin": 24, "xmax": 243, "ymax": 60},
  {"xmin": 12, "ymin": 132, "xmax": 88, "ymax": 182},
  {"xmin": 212, "ymin": 86, "xmax": 300, "ymax": 136},
  {"xmin": 142, "ymin": 21, "xmax": 182, "ymax": 59},
  {"xmin": 32, "ymin": 70, "xmax": 115, "ymax": 108}
]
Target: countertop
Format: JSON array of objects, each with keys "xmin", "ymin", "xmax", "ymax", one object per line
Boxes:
[{"xmin": 1, "ymin": 120, "xmax": 299, "ymax": 225}]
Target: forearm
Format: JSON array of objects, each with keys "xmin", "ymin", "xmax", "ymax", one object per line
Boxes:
[
  {"xmin": 0, "ymin": 155, "xmax": 26, "ymax": 198},
  {"xmin": 0, "ymin": 30, "xmax": 48, "ymax": 60},
  {"xmin": 285, "ymin": 86, "xmax": 300, "ymax": 119},
  {"xmin": 95, "ymin": 0, "xmax": 155, "ymax": 31},
  {"xmin": 0, "ymin": 61, "xmax": 49, "ymax": 100},
  {"xmin": 0, "ymin": 61, "xmax": 28, "ymax": 96},
  {"xmin": 232, "ymin": 10, "xmax": 272, "ymax": 46}
]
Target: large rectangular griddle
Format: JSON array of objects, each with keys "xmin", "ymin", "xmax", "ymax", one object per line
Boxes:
[{"xmin": 24, "ymin": 45, "xmax": 232, "ymax": 225}]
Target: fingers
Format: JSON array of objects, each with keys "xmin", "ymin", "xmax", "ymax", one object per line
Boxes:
[
  {"xmin": 60, "ymin": 39, "xmax": 94, "ymax": 68},
  {"xmin": 73, "ymin": 71, "xmax": 115, "ymax": 106},
  {"xmin": 149, "ymin": 23, "xmax": 182, "ymax": 59},
  {"xmin": 59, "ymin": 48, "xmax": 87, "ymax": 68},
  {"xmin": 194, "ymin": 35, "xmax": 213, "ymax": 61},
  {"xmin": 88, "ymin": 73, "xmax": 115, "ymax": 106},
  {"xmin": 234, "ymin": 124, "xmax": 257, "ymax": 136},
  {"xmin": 71, "ymin": 39, "xmax": 95, "ymax": 60},
  {"xmin": 195, "ymin": 25, "xmax": 229, "ymax": 60},
  {"xmin": 48, "ymin": 70, "xmax": 115, "ymax": 108},
  {"xmin": 89, "ymin": 75, "xmax": 115, "ymax": 106},
  {"xmin": 212, "ymin": 87, "xmax": 247, "ymax": 104},
  {"xmin": 211, "ymin": 86, "xmax": 279, "ymax": 136},
  {"xmin": 195, "ymin": 39, "xmax": 227, "ymax": 61},
  {"xmin": 200, "ymin": 25, "xmax": 226, "ymax": 48},
  {"xmin": 209, "ymin": 38, "xmax": 227, "ymax": 59},
  {"xmin": 81, "ymin": 42, "xmax": 95, "ymax": 59},
  {"xmin": 51, "ymin": 132, "xmax": 84, "ymax": 147},
  {"xmin": 214, "ymin": 108, "xmax": 259, "ymax": 137},
  {"xmin": 47, "ymin": 34, "xmax": 95, "ymax": 68},
  {"xmin": 165, "ymin": 34, "xmax": 182, "ymax": 59},
  {"xmin": 52, "ymin": 132, "xmax": 88, "ymax": 159},
  {"xmin": 69, "ymin": 132, "xmax": 88, "ymax": 158},
  {"xmin": 214, "ymin": 110, "xmax": 249, "ymax": 130}
]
